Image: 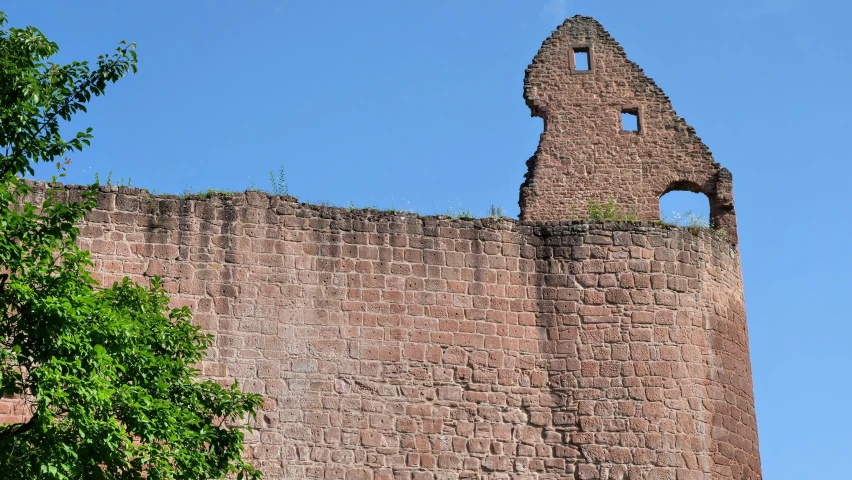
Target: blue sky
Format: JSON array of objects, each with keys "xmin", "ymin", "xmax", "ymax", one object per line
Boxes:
[{"xmin": 6, "ymin": 1, "xmax": 851, "ymax": 477}]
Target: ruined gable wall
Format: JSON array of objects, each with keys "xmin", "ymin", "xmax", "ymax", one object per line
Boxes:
[
  {"xmin": 2, "ymin": 183, "xmax": 760, "ymax": 479},
  {"xmin": 520, "ymin": 17, "xmax": 738, "ymax": 241}
]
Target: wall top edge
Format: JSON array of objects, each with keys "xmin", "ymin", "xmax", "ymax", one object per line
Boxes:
[{"xmin": 21, "ymin": 180, "xmax": 735, "ymax": 249}]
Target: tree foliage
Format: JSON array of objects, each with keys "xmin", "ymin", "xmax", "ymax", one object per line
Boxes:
[{"xmin": 0, "ymin": 12, "xmax": 262, "ymax": 479}]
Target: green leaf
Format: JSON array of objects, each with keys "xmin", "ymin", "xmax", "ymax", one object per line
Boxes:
[{"xmin": 0, "ymin": 10, "xmax": 261, "ymax": 479}]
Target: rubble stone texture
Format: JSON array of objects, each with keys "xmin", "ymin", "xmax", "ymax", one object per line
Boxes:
[
  {"xmin": 0, "ymin": 15, "xmax": 761, "ymax": 480},
  {"xmin": 520, "ymin": 17, "xmax": 738, "ymax": 244}
]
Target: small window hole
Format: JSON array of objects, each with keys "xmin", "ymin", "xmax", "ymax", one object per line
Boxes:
[
  {"xmin": 573, "ymin": 48, "xmax": 590, "ymax": 71},
  {"xmin": 621, "ymin": 109, "xmax": 639, "ymax": 132}
]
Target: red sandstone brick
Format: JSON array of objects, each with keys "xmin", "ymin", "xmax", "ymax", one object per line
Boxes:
[{"xmin": 3, "ymin": 17, "xmax": 761, "ymax": 480}]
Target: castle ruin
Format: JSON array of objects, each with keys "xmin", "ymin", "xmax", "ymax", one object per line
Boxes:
[{"xmin": 1, "ymin": 15, "xmax": 761, "ymax": 480}]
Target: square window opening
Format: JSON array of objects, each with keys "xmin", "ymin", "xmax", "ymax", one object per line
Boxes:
[
  {"xmin": 573, "ymin": 48, "xmax": 590, "ymax": 71},
  {"xmin": 622, "ymin": 109, "xmax": 639, "ymax": 132}
]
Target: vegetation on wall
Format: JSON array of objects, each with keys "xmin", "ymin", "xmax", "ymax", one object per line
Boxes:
[
  {"xmin": 586, "ymin": 197, "xmax": 638, "ymax": 221},
  {"xmin": 0, "ymin": 12, "xmax": 262, "ymax": 479},
  {"xmin": 586, "ymin": 198, "xmax": 729, "ymax": 240}
]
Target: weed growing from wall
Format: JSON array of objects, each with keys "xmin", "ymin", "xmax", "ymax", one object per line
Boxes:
[
  {"xmin": 586, "ymin": 198, "xmax": 637, "ymax": 221},
  {"xmin": 180, "ymin": 187, "xmax": 241, "ymax": 200},
  {"xmin": 92, "ymin": 171, "xmax": 131, "ymax": 187},
  {"xmin": 488, "ymin": 205, "xmax": 505, "ymax": 218},
  {"xmin": 660, "ymin": 210, "xmax": 730, "ymax": 241},
  {"xmin": 445, "ymin": 207, "xmax": 474, "ymax": 220},
  {"xmin": 270, "ymin": 165, "xmax": 288, "ymax": 196}
]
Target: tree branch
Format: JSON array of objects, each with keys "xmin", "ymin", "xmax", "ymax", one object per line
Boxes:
[
  {"xmin": 0, "ymin": 45, "xmax": 133, "ymax": 179},
  {"xmin": 0, "ymin": 412, "xmax": 36, "ymax": 445}
]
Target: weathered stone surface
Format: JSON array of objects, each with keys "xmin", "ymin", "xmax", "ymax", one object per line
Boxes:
[
  {"xmin": 520, "ymin": 16, "xmax": 739, "ymax": 243},
  {"xmin": 0, "ymin": 14, "xmax": 761, "ymax": 480},
  {"xmin": 5, "ymin": 181, "xmax": 759, "ymax": 479}
]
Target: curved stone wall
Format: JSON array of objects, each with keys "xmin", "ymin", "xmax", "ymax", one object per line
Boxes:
[
  {"xmin": 0, "ymin": 11, "xmax": 764, "ymax": 479},
  {"xmin": 2, "ymin": 185, "xmax": 760, "ymax": 479}
]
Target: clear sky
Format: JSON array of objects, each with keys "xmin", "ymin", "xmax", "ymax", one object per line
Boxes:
[{"xmin": 6, "ymin": 1, "xmax": 851, "ymax": 477}]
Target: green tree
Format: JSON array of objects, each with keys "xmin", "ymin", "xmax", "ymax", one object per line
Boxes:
[{"xmin": 0, "ymin": 12, "xmax": 262, "ymax": 479}]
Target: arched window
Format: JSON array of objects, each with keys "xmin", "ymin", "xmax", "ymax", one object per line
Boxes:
[
  {"xmin": 657, "ymin": 175, "xmax": 738, "ymax": 243},
  {"xmin": 659, "ymin": 183, "xmax": 710, "ymax": 227}
]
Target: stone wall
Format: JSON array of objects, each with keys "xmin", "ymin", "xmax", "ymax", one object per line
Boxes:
[
  {"xmin": 3, "ymin": 184, "xmax": 760, "ymax": 479},
  {"xmin": 0, "ymin": 14, "xmax": 762, "ymax": 480},
  {"xmin": 520, "ymin": 16, "xmax": 738, "ymax": 242}
]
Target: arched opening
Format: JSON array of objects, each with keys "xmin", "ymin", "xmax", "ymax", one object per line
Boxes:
[
  {"xmin": 659, "ymin": 189, "xmax": 710, "ymax": 227},
  {"xmin": 657, "ymin": 176, "xmax": 738, "ymax": 244}
]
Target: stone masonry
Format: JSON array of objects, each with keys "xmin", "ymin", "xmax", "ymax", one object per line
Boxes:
[
  {"xmin": 519, "ymin": 17, "xmax": 738, "ymax": 243},
  {"xmin": 0, "ymin": 15, "xmax": 761, "ymax": 480}
]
